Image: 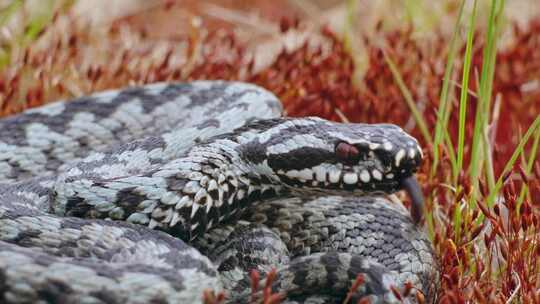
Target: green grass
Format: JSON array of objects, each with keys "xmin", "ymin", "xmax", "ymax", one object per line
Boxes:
[
  {"xmin": 430, "ymin": 0, "xmax": 466, "ymax": 182},
  {"xmin": 382, "ymin": 50, "xmax": 433, "ymax": 146},
  {"xmin": 385, "ymin": 0, "xmax": 539, "ymax": 299},
  {"xmin": 469, "ymin": 0, "xmax": 506, "ymax": 204},
  {"xmin": 517, "ymin": 125, "xmax": 540, "ymax": 208},
  {"xmin": 453, "ymin": 0, "xmax": 477, "ymax": 241},
  {"xmin": 455, "ymin": 0, "xmax": 477, "ymax": 180},
  {"xmin": 485, "ymin": 116, "xmax": 540, "ymax": 209}
]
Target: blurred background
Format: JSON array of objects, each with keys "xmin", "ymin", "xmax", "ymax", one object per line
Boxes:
[{"xmin": 0, "ymin": 1, "xmax": 539, "ymax": 303}]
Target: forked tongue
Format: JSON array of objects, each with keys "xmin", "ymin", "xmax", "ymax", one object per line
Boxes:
[{"xmin": 401, "ymin": 176, "xmax": 424, "ymax": 225}]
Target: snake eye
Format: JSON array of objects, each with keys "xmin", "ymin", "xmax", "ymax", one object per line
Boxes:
[{"xmin": 335, "ymin": 142, "xmax": 360, "ymax": 164}]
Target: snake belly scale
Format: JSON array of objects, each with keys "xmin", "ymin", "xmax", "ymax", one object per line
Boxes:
[{"xmin": 0, "ymin": 81, "xmax": 438, "ymax": 304}]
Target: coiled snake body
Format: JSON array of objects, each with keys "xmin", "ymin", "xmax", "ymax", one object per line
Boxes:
[{"xmin": 0, "ymin": 81, "xmax": 438, "ymax": 303}]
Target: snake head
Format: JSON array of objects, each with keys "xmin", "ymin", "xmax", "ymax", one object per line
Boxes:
[{"xmin": 240, "ymin": 117, "xmax": 424, "ymax": 222}]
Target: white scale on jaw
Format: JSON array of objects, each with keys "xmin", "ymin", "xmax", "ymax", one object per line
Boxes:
[
  {"xmin": 343, "ymin": 173, "xmax": 358, "ymax": 184},
  {"xmin": 408, "ymin": 148, "xmax": 416, "ymax": 159},
  {"xmin": 394, "ymin": 149, "xmax": 406, "ymax": 167},
  {"xmin": 281, "ymin": 165, "xmax": 390, "ymax": 185},
  {"xmin": 314, "ymin": 166, "xmax": 327, "ymax": 182},
  {"xmin": 372, "ymin": 169, "xmax": 383, "ymax": 181},
  {"xmin": 383, "ymin": 142, "xmax": 393, "ymax": 151},
  {"xmin": 360, "ymin": 170, "xmax": 370, "ymax": 183},
  {"xmin": 329, "ymin": 170, "xmax": 341, "ymax": 183},
  {"xmin": 285, "ymin": 169, "xmax": 307, "ymax": 181}
]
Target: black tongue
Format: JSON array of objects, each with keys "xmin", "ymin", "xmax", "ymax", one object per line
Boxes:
[{"xmin": 401, "ymin": 176, "xmax": 424, "ymax": 225}]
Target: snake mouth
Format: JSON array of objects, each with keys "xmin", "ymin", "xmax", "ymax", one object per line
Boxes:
[
  {"xmin": 276, "ymin": 167, "xmax": 401, "ymax": 193},
  {"xmin": 275, "ymin": 166, "xmax": 424, "ymax": 224},
  {"xmin": 400, "ymin": 176, "xmax": 424, "ymax": 225}
]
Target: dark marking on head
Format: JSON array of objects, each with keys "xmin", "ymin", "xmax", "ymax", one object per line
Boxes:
[
  {"xmin": 267, "ymin": 147, "xmax": 334, "ymax": 171},
  {"xmin": 239, "ymin": 141, "xmax": 267, "ymax": 164}
]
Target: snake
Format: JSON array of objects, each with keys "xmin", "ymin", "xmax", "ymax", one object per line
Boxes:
[{"xmin": 0, "ymin": 81, "xmax": 438, "ymax": 303}]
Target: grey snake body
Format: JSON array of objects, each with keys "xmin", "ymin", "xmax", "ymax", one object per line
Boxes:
[{"xmin": 0, "ymin": 81, "xmax": 438, "ymax": 303}]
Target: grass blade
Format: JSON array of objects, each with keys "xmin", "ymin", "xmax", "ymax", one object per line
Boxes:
[
  {"xmin": 430, "ymin": 0, "xmax": 466, "ymax": 179},
  {"xmin": 382, "ymin": 50, "xmax": 433, "ymax": 146},
  {"xmin": 456, "ymin": 0, "xmax": 478, "ymax": 184},
  {"xmin": 517, "ymin": 124, "xmax": 540, "ymax": 208},
  {"xmin": 486, "ymin": 116, "xmax": 540, "ymax": 209},
  {"xmin": 469, "ymin": 0, "xmax": 506, "ymax": 203}
]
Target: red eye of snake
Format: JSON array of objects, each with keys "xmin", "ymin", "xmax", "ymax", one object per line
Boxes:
[{"xmin": 335, "ymin": 142, "xmax": 359, "ymax": 162}]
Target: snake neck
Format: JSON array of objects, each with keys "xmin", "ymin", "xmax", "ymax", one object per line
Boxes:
[
  {"xmin": 168, "ymin": 138, "xmax": 286, "ymax": 240},
  {"xmin": 54, "ymin": 136, "xmax": 286, "ymax": 242}
]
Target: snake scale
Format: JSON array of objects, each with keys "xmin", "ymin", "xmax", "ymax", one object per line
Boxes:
[{"xmin": 0, "ymin": 81, "xmax": 438, "ymax": 303}]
